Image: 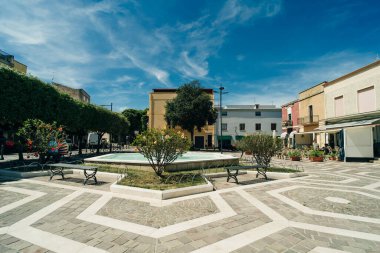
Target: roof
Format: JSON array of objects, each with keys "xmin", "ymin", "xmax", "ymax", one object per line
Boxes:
[
  {"xmin": 298, "ymin": 81, "xmax": 327, "ymax": 94},
  {"xmin": 152, "ymin": 88, "xmax": 214, "ymax": 94},
  {"xmin": 216, "ymin": 104, "xmax": 280, "ymax": 110},
  {"xmin": 324, "ymin": 60, "xmax": 380, "ymax": 87},
  {"xmin": 281, "ymin": 99, "xmax": 299, "ymax": 107}
]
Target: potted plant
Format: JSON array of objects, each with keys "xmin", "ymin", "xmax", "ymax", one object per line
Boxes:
[
  {"xmin": 288, "ymin": 149, "xmax": 301, "ymax": 161},
  {"xmin": 309, "ymin": 150, "xmax": 324, "ymax": 162},
  {"xmin": 328, "ymin": 150, "xmax": 338, "ymax": 160}
]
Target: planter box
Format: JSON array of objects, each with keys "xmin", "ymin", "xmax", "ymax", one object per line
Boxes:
[
  {"xmin": 290, "ymin": 156, "xmax": 301, "ymax": 161},
  {"xmin": 0, "ymin": 168, "xmax": 73, "ymax": 178},
  {"xmin": 110, "ymin": 176, "xmax": 214, "ymax": 200},
  {"xmin": 310, "ymin": 156, "xmax": 324, "ymax": 162}
]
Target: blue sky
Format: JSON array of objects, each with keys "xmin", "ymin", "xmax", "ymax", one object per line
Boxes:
[{"xmin": 1, "ymin": 0, "xmax": 380, "ymax": 111}]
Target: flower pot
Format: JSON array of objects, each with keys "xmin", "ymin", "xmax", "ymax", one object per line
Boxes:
[
  {"xmin": 290, "ymin": 156, "xmax": 301, "ymax": 161},
  {"xmin": 245, "ymin": 151, "xmax": 252, "ymax": 155},
  {"xmin": 311, "ymin": 156, "xmax": 323, "ymax": 162}
]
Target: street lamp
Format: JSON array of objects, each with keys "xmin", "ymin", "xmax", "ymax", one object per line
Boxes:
[{"xmin": 214, "ymin": 86, "xmax": 228, "ymax": 154}]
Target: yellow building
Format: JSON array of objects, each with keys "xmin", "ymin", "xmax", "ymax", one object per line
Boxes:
[
  {"xmin": 0, "ymin": 50, "xmax": 27, "ymax": 74},
  {"xmin": 296, "ymin": 81, "xmax": 327, "ymax": 147},
  {"xmin": 148, "ymin": 88, "xmax": 215, "ymax": 149}
]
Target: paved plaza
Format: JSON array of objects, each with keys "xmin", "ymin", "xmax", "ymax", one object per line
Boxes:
[{"xmin": 0, "ymin": 159, "xmax": 380, "ymax": 252}]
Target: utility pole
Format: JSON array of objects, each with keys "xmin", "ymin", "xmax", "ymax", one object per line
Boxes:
[{"xmin": 215, "ymin": 87, "xmax": 228, "ymax": 154}]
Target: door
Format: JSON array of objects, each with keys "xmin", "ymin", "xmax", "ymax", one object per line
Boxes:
[
  {"xmin": 194, "ymin": 136, "xmax": 205, "ymax": 149},
  {"xmin": 207, "ymin": 135, "xmax": 212, "ymax": 147}
]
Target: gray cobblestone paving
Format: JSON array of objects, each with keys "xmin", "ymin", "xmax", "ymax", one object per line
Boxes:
[
  {"xmin": 282, "ymin": 187, "xmax": 380, "ymax": 218},
  {"xmin": 97, "ymin": 196, "xmax": 218, "ymax": 228},
  {"xmin": 0, "ymin": 189, "xmax": 27, "ymax": 207},
  {"xmin": 0, "ymin": 183, "xmax": 73, "ymax": 227},
  {"xmin": 233, "ymin": 227, "xmax": 380, "ymax": 253},
  {"xmin": 0, "ymin": 234, "xmax": 50, "ymax": 253},
  {"xmin": 0, "ymin": 159, "xmax": 379, "ymax": 252}
]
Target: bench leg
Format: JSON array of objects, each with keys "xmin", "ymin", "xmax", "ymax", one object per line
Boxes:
[
  {"xmin": 84, "ymin": 169, "xmax": 98, "ymax": 185},
  {"xmin": 50, "ymin": 168, "xmax": 64, "ymax": 181},
  {"xmin": 226, "ymin": 169, "xmax": 239, "ymax": 184}
]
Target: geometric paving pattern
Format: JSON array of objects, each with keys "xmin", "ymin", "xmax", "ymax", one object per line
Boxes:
[{"xmin": 0, "ymin": 158, "xmax": 379, "ymax": 252}]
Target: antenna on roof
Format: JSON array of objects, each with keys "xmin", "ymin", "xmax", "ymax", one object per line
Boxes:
[{"xmin": 51, "ymin": 72, "xmax": 55, "ymax": 83}]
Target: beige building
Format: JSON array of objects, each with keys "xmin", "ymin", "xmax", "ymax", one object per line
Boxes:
[
  {"xmin": 148, "ymin": 88, "xmax": 215, "ymax": 149},
  {"xmin": 0, "ymin": 50, "xmax": 27, "ymax": 74},
  {"xmin": 52, "ymin": 82, "xmax": 90, "ymax": 103},
  {"xmin": 296, "ymin": 82, "xmax": 327, "ymax": 147},
  {"xmin": 321, "ymin": 60, "xmax": 380, "ymax": 161}
]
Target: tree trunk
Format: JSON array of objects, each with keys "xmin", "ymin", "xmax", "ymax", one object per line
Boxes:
[
  {"xmin": 17, "ymin": 144, "xmax": 24, "ymax": 161},
  {"xmin": 96, "ymin": 132, "xmax": 104, "ymax": 155},
  {"xmin": 78, "ymin": 134, "xmax": 83, "ymax": 155},
  {"xmin": 109, "ymin": 133, "xmax": 112, "ymax": 153}
]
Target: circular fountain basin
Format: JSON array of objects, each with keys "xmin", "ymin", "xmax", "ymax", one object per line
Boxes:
[{"xmin": 84, "ymin": 152, "xmax": 239, "ymax": 171}]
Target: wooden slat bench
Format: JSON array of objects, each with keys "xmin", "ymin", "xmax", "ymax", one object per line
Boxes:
[
  {"xmin": 47, "ymin": 163, "xmax": 98, "ymax": 185},
  {"xmin": 224, "ymin": 165, "xmax": 266, "ymax": 184}
]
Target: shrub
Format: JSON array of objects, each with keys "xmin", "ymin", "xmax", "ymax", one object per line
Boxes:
[
  {"xmin": 288, "ymin": 149, "xmax": 301, "ymax": 158},
  {"xmin": 17, "ymin": 119, "xmax": 64, "ymax": 162},
  {"xmin": 133, "ymin": 128, "xmax": 191, "ymax": 177},
  {"xmin": 309, "ymin": 149, "xmax": 324, "ymax": 158},
  {"xmin": 238, "ymin": 133, "xmax": 283, "ymax": 179}
]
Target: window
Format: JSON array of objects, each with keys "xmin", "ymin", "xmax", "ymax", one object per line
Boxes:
[
  {"xmin": 221, "ymin": 123, "xmax": 227, "ymax": 131},
  {"xmin": 308, "ymin": 105, "xmax": 313, "ymax": 122},
  {"xmin": 334, "ymin": 96, "xmax": 344, "ymax": 117},
  {"xmin": 358, "ymin": 86, "xmax": 375, "ymax": 113},
  {"xmin": 239, "ymin": 123, "xmax": 245, "ymax": 131},
  {"xmin": 255, "ymin": 111, "xmax": 261, "ymax": 116},
  {"xmin": 221, "ymin": 111, "xmax": 227, "ymax": 116},
  {"xmin": 255, "ymin": 123, "xmax": 261, "ymax": 131},
  {"xmin": 271, "ymin": 123, "xmax": 277, "ymax": 131},
  {"xmin": 288, "ymin": 113, "xmax": 292, "ymax": 121}
]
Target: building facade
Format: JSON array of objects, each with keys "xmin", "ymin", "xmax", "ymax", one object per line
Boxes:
[
  {"xmin": 296, "ymin": 82, "xmax": 327, "ymax": 148},
  {"xmin": 281, "ymin": 100, "xmax": 300, "ymax": 147},
  {"xmin": 215, "ymin": 104, "xmax": 282, "ymax": 148},
  {"xmin": 52, "ymin": 82, "xmax": 90, "ymax": 103},
  {"xmin": 0, "ymin": 50, "xmax": 27, "ymax": 74},
  {"xmin": 322, "ymin": 60, "xmax": 380, "ymax": 161},
  {"xmin": 148, "ymin": 88, "xmax": 215, "ymax": 149}
]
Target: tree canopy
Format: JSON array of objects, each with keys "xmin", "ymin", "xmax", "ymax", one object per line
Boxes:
[
  {"xmin": 0, "ymin": 67, "xmax": 129, "ymax": 155},
  {"xmin": 121, "ymin": 108, "xmax": 148, "ymax": 143},
  {"xmin": 165, "ymin": 81, "xmax": 217, "ymax": 143}
]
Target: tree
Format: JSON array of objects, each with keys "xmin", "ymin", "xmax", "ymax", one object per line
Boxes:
[
  {"xmin": 122, "ymin": 108, "xmax": 148, "ymax": 143},
  {"xmin": 133, "ymin": 128, "xmax": 191, "ymax": 177},
  {"xmin": 165, "ymin": 81, "xmax": 217, "ymax": 145},
  {"xmin": 239, "ymin": 133, "xmax": 283, "ymax": 180},
  {"xmin": 17, "ymin": 119, "xmax": 64, "ymax": 162}
]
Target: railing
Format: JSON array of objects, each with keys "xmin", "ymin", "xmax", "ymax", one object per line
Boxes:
[
  {"xmin": 282, "ymin": 120, "xmax": 293, "ymax": 127},
  {"xmin": 297, "ymin": 115, "xmax": 319, "ymax": 125}
]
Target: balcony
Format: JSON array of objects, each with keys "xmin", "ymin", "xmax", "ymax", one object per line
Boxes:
[
  {"xmin": 298, "ymin": 115, "xmax": 319, "ymax": 125},
  {"xmin": 282, "ymin": 120, "xmax": 293, "ymax": 127}
]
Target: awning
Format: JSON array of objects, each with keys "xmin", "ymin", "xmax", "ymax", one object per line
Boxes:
[
  {"xmin": 316, "ymin": 118, "xmax": 380, "ymax": 131},
  {"xmin": 235, "ymin": 135, "xmax": 245, "ymax": 141},
  {"xmin": 217, "ymin": 135, "xmax": 232, "ymax": 141},
  {"xmin": 289, "ymin": 131, "xmax": 297, "ymax": 138},
  {"xmin": 280, "ymin": 132, "xmax": 288, "ymax": 139}
]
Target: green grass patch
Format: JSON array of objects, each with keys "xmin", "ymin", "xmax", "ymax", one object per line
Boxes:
[{"xmin": 117, "ymin": 169, "xmax": 206, "ymax": 190}]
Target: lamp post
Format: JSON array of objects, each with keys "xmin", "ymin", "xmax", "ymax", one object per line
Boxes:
[
  {"xmin": 215, "ymin": 87, "xmax": 228, "ymax": 154},
  {"xmin": 100, "ymin": 103, "xmax": 113, "ymax": 152}
]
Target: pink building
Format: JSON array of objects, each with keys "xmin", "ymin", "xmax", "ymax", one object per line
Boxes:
[{"xmin": 281, "ymin": 99, "xmax": 300, "ymax": 134}]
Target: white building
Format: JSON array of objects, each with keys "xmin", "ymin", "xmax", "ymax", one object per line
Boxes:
[
  {"xmin": 214, "ymin": 104, "xmax": 282, "ymax": 148},
  {"xmin": 320, "ymin": 60, "xmax": 380, "ymax": 161}
]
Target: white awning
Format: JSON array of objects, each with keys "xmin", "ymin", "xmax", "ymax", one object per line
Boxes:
[
  {"xmin": 280, "ymin": 132, "xmax": 288, "ymax": 139},
  {"xmin": 316, "ymin": 118, "xmax": 380, "ymax": 131}
]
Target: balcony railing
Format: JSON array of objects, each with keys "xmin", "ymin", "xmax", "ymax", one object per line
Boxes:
[
  {"xmin": 282, "ymin": 120, "xmax": 293, "ymax": 127},
  {"xmin": 298, "ymin": 115, "xmax": 319, "ymax": 125}
]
